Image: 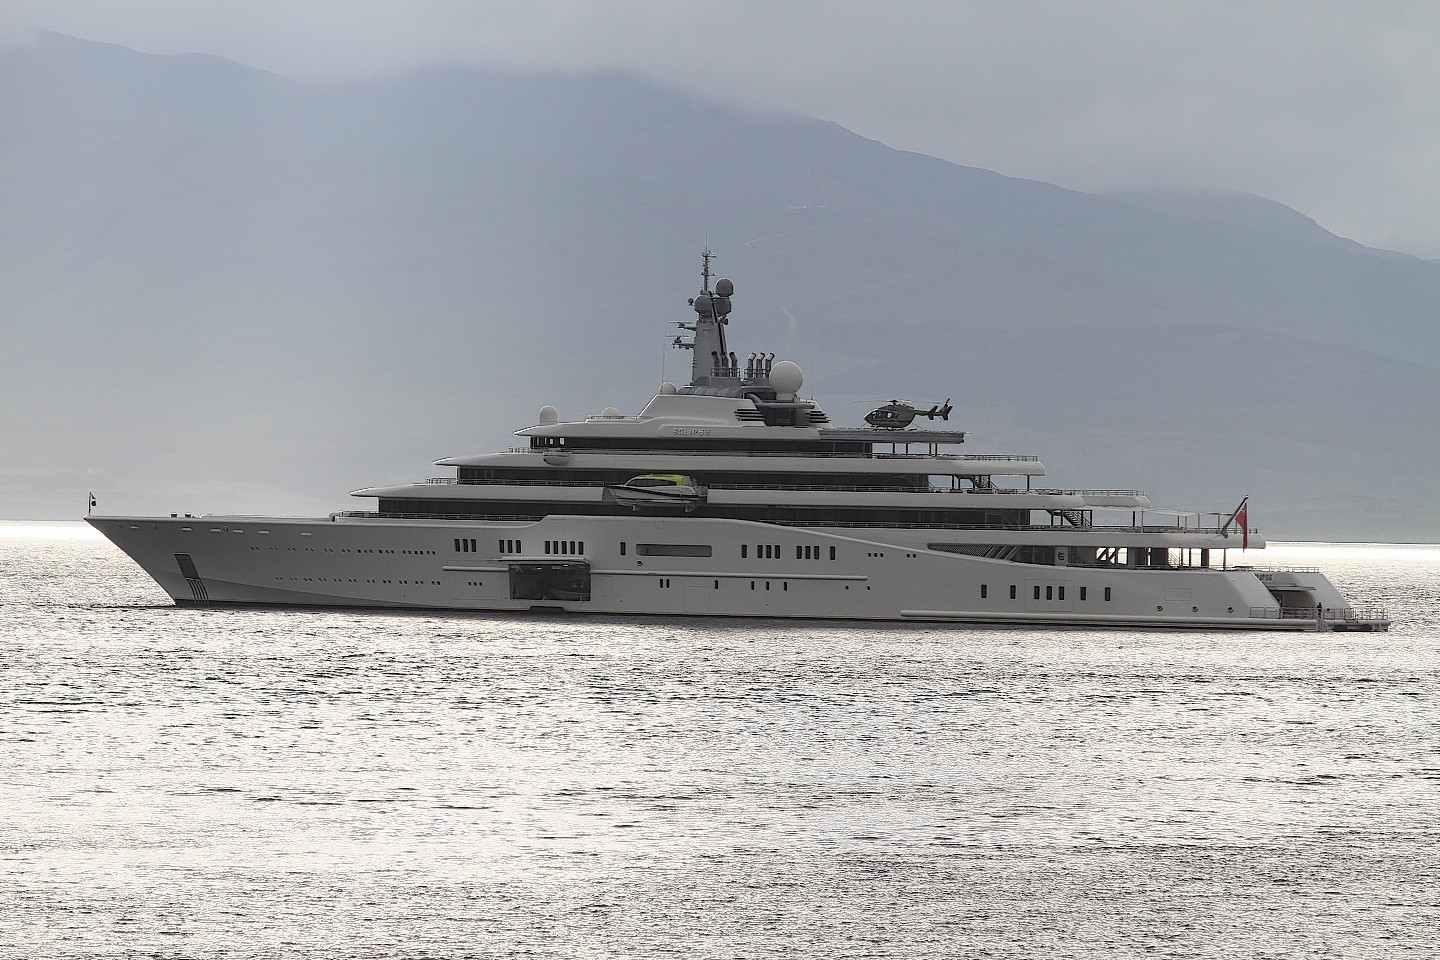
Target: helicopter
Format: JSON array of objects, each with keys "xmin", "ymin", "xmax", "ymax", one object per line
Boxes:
[{"xmin": 863, "ymin": 398, "xmax": 953, "ymax": 430}]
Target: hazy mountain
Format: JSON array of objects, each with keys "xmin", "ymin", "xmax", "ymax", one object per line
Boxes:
[
  {"xmin": 3, "ymin": 33, "xmax": 1437, "ymax": 542},
  {"xmin": 1107, "ymin": 188, "xmax": 1385, "ymax": 252}
]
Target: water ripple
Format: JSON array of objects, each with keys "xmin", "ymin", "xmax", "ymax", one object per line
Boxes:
[{"xmin": 1, "ymin": 531, "xmax": 1438, "ymax": 957}]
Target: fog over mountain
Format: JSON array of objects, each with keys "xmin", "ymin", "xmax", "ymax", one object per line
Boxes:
[{"xmin": 4, "ymin": 33, "xmax": 1437, "ymax": 541}]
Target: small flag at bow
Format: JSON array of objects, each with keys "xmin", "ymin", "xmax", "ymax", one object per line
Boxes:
[{"xmin": 88, "ymin": 492, "xmax": 97, "ymax": 515}]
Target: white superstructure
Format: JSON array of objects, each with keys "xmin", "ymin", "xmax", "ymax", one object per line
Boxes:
[{"xmin": 90, "ymin": 254, "xmax": 1389, "ymax": 631}]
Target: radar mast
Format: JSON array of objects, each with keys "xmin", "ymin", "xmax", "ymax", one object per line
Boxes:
[{"xmin": 676, "ymin": 248, "xmax": 736, "ymax": 388}]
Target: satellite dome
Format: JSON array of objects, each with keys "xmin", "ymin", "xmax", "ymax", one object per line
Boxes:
[
  {"xmin": 659, "ymin": 381, "xmax": 677, "ymax": 395},
  {"xmin": 601, "ymin": 406, "xmax": 621, "ymax": 418},
  {"xmin": 715, "ymin": 278, "xmax": 734, "ymax": 297},
  {"xmin": 693, "ymin": 293, "xmax": 713, "ymax": 316},
  {"xmin": 538, "ymin": 405, "xmax": 558, "ymax": 425},
  {"xmin": 770, "ymin": 360, "xmax": 803, "ymax": 399}
]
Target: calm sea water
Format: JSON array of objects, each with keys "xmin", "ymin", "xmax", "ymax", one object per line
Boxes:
[{"xmin": 2, "ymin": 522, "xmax": 1438, "ymax": 959}]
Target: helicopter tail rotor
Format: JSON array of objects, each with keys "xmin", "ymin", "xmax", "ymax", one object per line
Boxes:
[{"xmin": 923, "ymin": 399, "xmax": 953, "ymax": 421}]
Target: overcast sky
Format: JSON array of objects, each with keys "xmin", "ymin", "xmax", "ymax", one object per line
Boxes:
[{"xmin": 6, "ymin": 0, "xmax": 1440, "ymax": 257}]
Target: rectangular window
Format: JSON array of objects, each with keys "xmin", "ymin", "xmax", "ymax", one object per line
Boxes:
[
  {"xmin": 1104, "ymin": 587, "xmax": 1112, "ymax": 602},
  {"xmin": 497, "ymin": 539, "xmax": 505, "ymax": 553},
  {"xmin": 455, "ymin": 538, "xmax": 462, "ymax": 552},
  {"xmin": 1046, "ymin": 585, "xmax": 1053, "ymax": 600},
  {"xmin": 1080, "ymin": 586, "xmax": 1087, "ymax": 601},
  {"xmin": 1010, "ymin": 585, "xmax": 1017, "ymax": 600},
  {"xmin": 741, "ymin": 544, "xmax": 747, "ymax": 558},
  {"xmin": 1034, "ymin": 585, "xmax": 1041, "ymax": 600},
  {"xmin": 620, "ymin": 542, "xmax": 627, "ymax": 556},
  {"xmin": 796, "ymin": 546, "xmax": 803, "ymax": 560},
  {"xmin": 637, "ymin": 543, "xmax": 713, "ymax": 558},
  {"xmin": 1058, "ymin": 586, "xmax": 1065, "ymax": 600},
  {"xmin": 829, "ymin": 546, "xmax": 837, "ymax": 560},
  {"xmin": 981, "ymin": 584, "xmax": 988, "ymax": 599}
]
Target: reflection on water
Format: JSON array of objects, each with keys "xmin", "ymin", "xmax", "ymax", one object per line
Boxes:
[{"xmin": 2, "ymin": 526, "xmax": 1438, "ymax": 957}]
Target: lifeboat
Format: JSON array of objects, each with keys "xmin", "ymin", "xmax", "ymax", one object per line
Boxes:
[{"xmin": 607, "ymin": 474, "xmax": 706, "ymax": 511}]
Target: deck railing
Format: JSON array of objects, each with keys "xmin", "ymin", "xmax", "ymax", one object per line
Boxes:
[
  {"xmin": 423, "ymin": 477, "xmax": 1144, "ymax": 497},
  {"xmin": 337, "ymin": 510, "xmax": 1241, "ymax": 536},
  {"xmin": 502, "ymin": 446, "xmax": 1042, "ymax": 461},
  {"xmin": 1256, "ymin": 605, "xmax": 1391, "ymax": 623}
]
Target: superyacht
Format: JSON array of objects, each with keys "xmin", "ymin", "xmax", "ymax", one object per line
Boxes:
[{"xmin": 90, "ymin": 254, "xmax": 1389, "ymax": 631}]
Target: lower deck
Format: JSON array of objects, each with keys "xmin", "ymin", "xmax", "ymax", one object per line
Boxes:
[{"xmin": 88, "ymin": 514, "xmax": 1390, "ymax": 631}]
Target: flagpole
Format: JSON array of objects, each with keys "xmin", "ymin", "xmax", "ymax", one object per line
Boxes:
[
  {"xmin": 1220, "ymin": 496, "xmax": 1248, "ymax": 536},
  {"xmin": 1220, "ymin": 496, "xmax": 1250, "ymax": 551}
]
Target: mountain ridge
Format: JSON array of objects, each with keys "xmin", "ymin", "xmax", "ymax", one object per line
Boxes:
[{"xmin": 2, "ymin": 35, "xmax": 1435, "ymax": 541}]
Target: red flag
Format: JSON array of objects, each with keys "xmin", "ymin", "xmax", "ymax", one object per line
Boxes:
[{"xmin": 1236, "ymin": 506, "xmax": 1249, "ymax": 549}]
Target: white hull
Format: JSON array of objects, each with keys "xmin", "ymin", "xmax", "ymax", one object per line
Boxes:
[{"xmin": 90, "ymin": 514, "xmax": 1382, "ymax": 631}]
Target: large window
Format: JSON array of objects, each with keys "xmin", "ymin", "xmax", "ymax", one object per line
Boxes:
[{"xmin": 636, "ymin": 543, "xmax": 712, "ymax": 557}]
